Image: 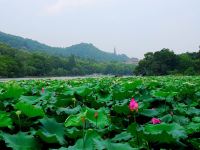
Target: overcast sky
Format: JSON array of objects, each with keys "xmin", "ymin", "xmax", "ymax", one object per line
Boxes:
[{"xmin": 0, "ymin": 0, "xmax": 200, "ymax": 58}]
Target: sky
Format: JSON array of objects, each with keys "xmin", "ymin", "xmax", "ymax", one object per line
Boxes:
[{"xmin": 0, "ymin": 0, "xmax": 200, "ymax": 58}]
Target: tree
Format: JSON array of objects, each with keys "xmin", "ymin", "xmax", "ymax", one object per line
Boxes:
[
  {"xmin": 134, "ymin": 49, "xmax": 188, "ymax": 76},
  {"xmin": 0, "ymin": 43, "xmax": 135, "ymax": 77},
  {"xmin": 68, "ymin": 55, "xmax": 76, "ymax": 70}
]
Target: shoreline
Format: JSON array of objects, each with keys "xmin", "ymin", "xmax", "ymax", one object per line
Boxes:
[{"xmin": 0, "ymin": 75, "xmax": 112, "ymax": 82}]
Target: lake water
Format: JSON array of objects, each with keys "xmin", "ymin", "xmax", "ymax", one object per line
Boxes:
[{"xmin": 0, "ymin": 75, "xmax": 111, "ymax": 82}]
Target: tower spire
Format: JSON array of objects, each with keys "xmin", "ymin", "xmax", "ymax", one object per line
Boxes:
[{"xmin": 114, "ymin": 47, "xmax": 117, "ymax": 55}]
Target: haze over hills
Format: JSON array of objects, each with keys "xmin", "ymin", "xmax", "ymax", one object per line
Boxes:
[{"xmin": 0, "ymin": 31, "xmax": 138, "ymax": 62}]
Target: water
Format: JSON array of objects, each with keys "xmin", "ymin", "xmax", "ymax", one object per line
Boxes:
[{"xmin": 0, "ymin": 75, "xmax": 110, "ymax": 82}]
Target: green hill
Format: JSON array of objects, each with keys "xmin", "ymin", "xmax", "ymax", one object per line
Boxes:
[
  {"xmin": 0, "ymin": 31, "xmax": 129, "ymax": 61},
  {"xmin": 0, "ymin": 43, "xmax": 135, "ymax": 77}
]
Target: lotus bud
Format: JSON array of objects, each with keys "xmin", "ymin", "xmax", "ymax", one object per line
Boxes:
[
  {"xmin": 151, "ymin": 118, "xmax": 161, "ymax": 124},
  {"xmin": 41, "ymin": 88, "xmax": 45, "ymax": 93},
  {"xmin": 129, "ymin": 98, "xmax": 139, "ymax": 112},
  {"xmin": 94, "ymin": 112, "xmax": 98, "ymax": 119},
  {"xmin": 16, "ymin": 110, "xmax": 21, "ymax": 116},
  {"xmin": 81, "ymin": 116, "xmax": 85, "ymax": 123}
]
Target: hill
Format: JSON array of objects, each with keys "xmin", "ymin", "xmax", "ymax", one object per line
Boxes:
[
  {"xmin": 0, "ymin": 31, "xmax": 129, "ymax": 62},
  {"xmin": 0, "ymin": 43, "xmax": 135, "ymax": 77}
]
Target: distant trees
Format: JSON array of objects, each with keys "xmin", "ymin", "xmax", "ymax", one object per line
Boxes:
[
  {"xmin": 135, "ymin": 49, "xmax": 200, "ymax": 76},
  {"xmin": 1, "ymin": 42, "xmax": 199, "ymax": 77},
  {"xmin": 0, "ymin": 43, "xmax": 135, "ymax": 77}
]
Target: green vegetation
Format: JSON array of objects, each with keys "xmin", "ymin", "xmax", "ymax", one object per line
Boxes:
[
  {"xmin": 0, "ymin": 43, "xmax": 134, "ymax": 77},
  {"xmin": 135, "ymin": 48, "xmax": 200, "ymax": 75},
  {"xmin": 0, "ymin": 76, "xmax": 199, "ymax": 149},
  {"xmin": 0, "ymin": 31, "xmax": 129, "ymax": 62}
]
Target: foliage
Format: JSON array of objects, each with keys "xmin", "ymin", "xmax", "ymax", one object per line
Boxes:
[
  {"xmin": 0, "ymin": 43, "xmax": 134, "ymax": 77},
  {"xmin": 135, "ymin": 48, "xmax": 200, "ymax": 75},
  {"xmin": 0, "ymin": 76, "xmax": 199, "ymax": 149},
  {"xmin": 2, "ymin": 132, "xmax": 40, "ymax": 150},
  {"xmin": 0, "ymin": 111, "xmax": 12, "ymax": 128}
]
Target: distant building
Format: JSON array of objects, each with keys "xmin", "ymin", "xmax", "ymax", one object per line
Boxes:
[{"xmin": 125, "ymin": 57, "xmax": 139, "ymax": 64}]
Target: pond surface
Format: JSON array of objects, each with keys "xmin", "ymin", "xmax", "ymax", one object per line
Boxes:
[
  {"xmin": 0, "ymin": 75, "xmax": 115, "ymax": 82},
  {"xmin": 0, "ymin": 76, "xmax": 103, "ymax": 82}
]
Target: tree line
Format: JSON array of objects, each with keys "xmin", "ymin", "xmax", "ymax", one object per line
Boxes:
[
  {"xmin": 0, "ymin": 43, "xmax": 135, "ymax": 77},
  {"xmin": 134, "ymin": 48, "xmax": 200, "ymax": 75}
]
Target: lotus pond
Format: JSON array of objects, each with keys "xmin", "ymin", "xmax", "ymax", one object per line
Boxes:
[{"xmin": 0, "ymin": 76, "xmax": 200, "ymax": 150}]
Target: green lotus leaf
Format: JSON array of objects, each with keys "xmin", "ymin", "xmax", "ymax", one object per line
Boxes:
[
  {"xmin": 94, "ymin": 139, "xmax": 136, "ymax": 150},
  {"xmin": 111, "ymin": 131, "xmax": 132, "ymax": 142},
  {"xmin": 113, "ymin": 99, "xmax": 130, "ymax": 115},
  {"xmin": 0, "ymin": 111, "xmax": 12, "ymax": 128},
  {"xmin": 144, "ymin": 123, "xmax": 187, "ymax": 140},
  {"xmin": 85, "ymin": 107, "xmax": 110, "ymax": 128},
  {"xmin": 140, "ymin": 109, "xmax": 160, "ymax": 117},
  {"xmin": 186, "ymin": 122, "xmax": 200, "ymax": 134},
  {"xmin": 0, "ymin": 83, "xmax": 23, "ymax": 100},
  {"xmin": 56, "ymin": 105, "xmax": 81, "ymax": 115},
  {"xmin": 66, "ymin": 130, "xmax": 101, "ymax": 150},
  {"xmin": 36, "ymin": 117, "xmax": 66, "ymax": 145},
  {"xmin": 2, "ymin": 132, "xmax": 40, "ymax": 150},
  {"xmin": 65, "ymin": 111, "xmax": 87, "ymax": 127},
  {"xmin": 15, "ymin": 102, "xmax": 45, "ymax": 118}
]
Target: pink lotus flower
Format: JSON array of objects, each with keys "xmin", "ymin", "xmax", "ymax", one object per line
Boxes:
[
  {"xmin": 129, "ymin": 98, "xmax": 138, "ymax": 112},
  {"xmin": 151, "ymin": 118, "xmax": 161, "ymax": 124},
  {"xmin": 41, "ymin": 88, "xmax": 45, "ymax": 93}
]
